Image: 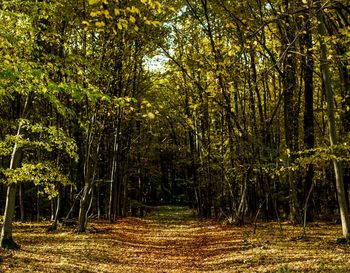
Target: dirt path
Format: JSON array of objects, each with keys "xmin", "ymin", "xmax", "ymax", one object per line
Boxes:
[
  {"xmin": 111, "ymin": 206, "xmax": 241, "ymax": 272},
  {"xmin": 1, "ymin": 206, "xmax": 350, "ymax": 272}
]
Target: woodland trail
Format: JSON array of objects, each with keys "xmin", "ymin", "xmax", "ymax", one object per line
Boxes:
[
  {"xmin": 111, "ymin": 206, "xmax": 243, "ymax": 272},
  {"xmin": 1, "ymin": 206, "xmax": 350, "ymax": 272}
]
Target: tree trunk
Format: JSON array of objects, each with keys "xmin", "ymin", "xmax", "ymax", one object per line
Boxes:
[
  {"xmin": 47, "ymin": 193, "xmax": 61, "ymax": 232},
  {"xmin": 317, "ymin": 4, "xmax": 350, "ymax": 238},
  {"xmin": 77, "ymin": 184, "xmax": 90, "ymax": 232},
  {"xmin": 301, "ymin": 6, "xmax": 315, "ymax": 223},
  {"xmin": 281, "ymin": 0, "xmax": 299, "ymax": 223},
  {"xmin": 1, "ymin": 124, "xmax": 23, "ymax": 249},
  {"xmin": 108, "ymin": 120, "xmax": 120, "ymax": 221},
  {"xmin": 1, "ymin": 185, "xmax": 19, "ymax": 249},
  {"xmin": 96, "ymin": 183, "xmax": 101, "ymax": 220},
  {"xmin": 236, "ymin": 168, "xmax": 250, "ymax": 225},
  {"xmin": 36, "ymin": 186, "xmax": 40, "ymax": 221},
  {"xmin": 19, "ymin": 182, "xmax": 25, "ymax": 222}
]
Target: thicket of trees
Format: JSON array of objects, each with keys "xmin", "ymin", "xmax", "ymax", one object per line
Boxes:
[{"xmin": 1, "ymin": 0, "xmax": 350, "ymax": 249}]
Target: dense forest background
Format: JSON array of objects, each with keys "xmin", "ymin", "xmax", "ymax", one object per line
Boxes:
[{"xmin": 1, "ymin": 0, "xmax": 350, "ymax": 248}]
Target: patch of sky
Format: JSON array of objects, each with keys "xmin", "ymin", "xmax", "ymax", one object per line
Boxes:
[
  {"xmin": 143, "ymin": 5, "xmax": 187, "ymax": 73},
  {"xmin": 144, "ymin": 54, "xmax": 169, "ymax": 73}
]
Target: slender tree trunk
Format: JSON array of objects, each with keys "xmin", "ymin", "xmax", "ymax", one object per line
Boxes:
[
  {"xmin": 36, "ymin": 186, "xmax": 40, "ymax": 221},
  {"xmin": 50, "ymin": 199, "xmax": 55, "ymax": 221},
  {"xmin": 96, "ymin": 183, "xmax": 101, "ymax": 220},
  {"xmin": 48, "ymin": 192, "xmax": 61, "ymax": 231},
  {"xmin": 236, "ymin": 168, "xmax": 250, "ymax": 225},
  {"xmin": 77, "ymin": 0, "xmax": 90, "ymax": 233},
  {"xmin": 108, "ymin": 126, "xmax": 119, "ymax": 221},
  {"xmin": 78, "ymin": 122, "xmax": 92, "ymax": 232},
  {"xmin": 1, "ymin": 124, "xmax": 23, "ymax": 249},
  {"xmin": 281, "ymin": 0, "xmax": 299, "ymax": 223},
  {"xmin": 116, "ymin": 174, "xmax": 122, "ymax": 217},
  {"xmin": 19, "ymin": 183, "xmax": 25, "ymax": 222},
  {"xmin": 78, "ymin": 185, "xmax": 88, "ymax": 232},
  {"xmin": 85, "ymin": 187, "xmax": 94, "ymax": 223},
  {"xmin": 317, "ymin": 4, "xmax": 350, "ymax": 238},
  {"xmin": 1, "ymin": 89, "xmax": 31, "ymax": 249},
  {"xmin": 301, "ymin": 6, "xmax": 315, "ymax": 224},
  {"xmin": 122, "ymin": 176, "xmax": 127, "ymax": 217},
  {"xmin": 332, "ymin": 7, "xmax": 350, "ymax": 213},
  {"xmin": 112, "ymin": 172, "xmax": 119, "ymax": 220},
  {"xmin": 1, "ymin": 185, "xmax": 19, "ymax": 249}
]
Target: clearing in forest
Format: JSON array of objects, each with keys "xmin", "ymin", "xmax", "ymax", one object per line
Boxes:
[{"xmin": 0, "ymin": 206, "xmax": 350, "ymax": 272}]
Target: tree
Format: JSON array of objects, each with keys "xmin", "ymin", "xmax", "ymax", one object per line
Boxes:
[
  {"xmin": 0, "ymin": 1, "xmax": 77, "ymax": 248},
  {"xmin": 316, "ymin": 1, "xmax": 350, "ymax": 238}
]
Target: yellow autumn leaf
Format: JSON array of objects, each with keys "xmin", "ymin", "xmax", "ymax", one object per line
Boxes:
[
  {"xmin": 95, "ymin": 21, "xmax": 106, "ymax": 27},
  {"xmin": 114, "ymin": 8, "xmax": 120, "ymax": 16},
  {"xmin": 286, "ymin": 148, "xmax": 291, "ymax": 157},
  {"xmin": 88, "ymin": 0, "xmax": 100, "ymax": 4},
  {"xmin": 129, "ymin": 16, "xmax": 136, "ymax": 23},
  {"xmin": 147, "ymin": 112, "xmax": 155, "ymax": 119},
  {"xmin": 131, "ymin": 6, "xmax": 140, "ymax": 14},
  {"xmin": 152, "ymin": 21, "xmax": 161, "ymax": 27},
  {"xmin": 104, "ymin": 10, "xmax": 112, "ymax": 19}
]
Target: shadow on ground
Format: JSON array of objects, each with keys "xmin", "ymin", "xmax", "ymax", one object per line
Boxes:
[{"xmin": 1, "ymin": 206, "xmax": 350, "ymax": 272}]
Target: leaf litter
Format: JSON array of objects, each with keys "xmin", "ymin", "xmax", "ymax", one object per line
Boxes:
[{"xmin": 0, "ymin": 206, "xmax": 349, "ymax": 272}]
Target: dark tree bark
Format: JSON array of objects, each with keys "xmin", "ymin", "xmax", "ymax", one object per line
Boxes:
[
  {"xmin": 300, "ymin": 5, "xmax": 315, "ymax": 224},
  {"xmin": 280, "ymin": 0, "xmax": 300, "ymax": 223}
]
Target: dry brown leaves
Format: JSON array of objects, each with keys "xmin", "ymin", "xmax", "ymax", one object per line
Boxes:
[{"xmin": 0, "ymin": 207, "xmax": 349, "ymax": 272}]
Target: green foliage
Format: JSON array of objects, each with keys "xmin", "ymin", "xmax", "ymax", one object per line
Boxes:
[
  {"xmin": 86, "ymin": 0, "xmax": 165, "ymax": 33},
  {"xmin": 1, "ymin": 161, "xmax": 72, "ymax": 198},
  {"xmin": 0, "ymin": 8, "xmax": 35, "ymax": 96},
  {"xmin": 296, "ymin": 144, "xmax": 350, "ymax": 166},
  {"xmin": 0, "ymin": 121, "xmax": 78, "ymax": 161}
]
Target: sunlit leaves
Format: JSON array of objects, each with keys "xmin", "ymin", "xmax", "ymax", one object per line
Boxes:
[
  {"xmin": 1, "ymin": 162, "xmax": 72, "ymax": 198},
  {"xmin": 86, "ymin": 0, "xmax": 165, "ymax": 33},
  {"xmin": 127, "ymin": 6, "xmax": 140, "ymax": 15},
  {"xmin": 0, "ymin": 9, "xmax": 36, "ymax": 98},
  {"xmin": 109, "ymin": 96, "xmax": 157, "ymax": 121},
  {"xmin": 0, "ymin": 121, "xmax": 78, "ymax": 162},
  {"xmin": 129, "ymin": 15, "xmax": 136, "ymax": 24},
  {"xmin": 95, "ymin": 21, "xmax": 106, "ymax": 28},
  {"xmin": 296, "ymin": 144, "xmax": 350, "ymax": 166},
  {"xmin": 256, "ymin": 143, "xmax": 350, "ymax": 181}
]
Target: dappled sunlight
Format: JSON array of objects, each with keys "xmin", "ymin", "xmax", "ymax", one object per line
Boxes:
[{"xmin": 0, "ymin": 207, "xmax": 350, "ymax": 272}]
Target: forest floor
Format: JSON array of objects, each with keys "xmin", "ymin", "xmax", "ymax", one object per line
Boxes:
[{"xmin": 0, "ymin": 206, "xmax": 350, "ymax": 272}]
